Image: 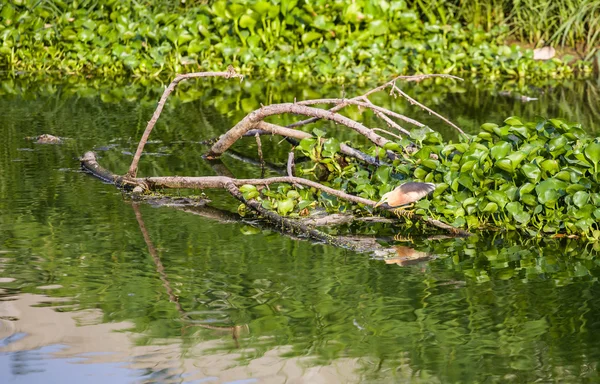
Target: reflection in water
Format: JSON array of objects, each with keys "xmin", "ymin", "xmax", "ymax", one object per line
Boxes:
[
  {"xmin": 131, "ymin": 202, "xmax": 248, "ymax": 346},
  {"xmin": 0, "ymin": 78, "xmax": 600, "ymax": 382}
]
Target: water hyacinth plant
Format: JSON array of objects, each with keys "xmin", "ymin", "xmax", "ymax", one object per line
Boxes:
[
  {"xmin": 0, "ymin": 0, "xmax": 596, "ymax": 80},
  {"xmin": 292, "ymin": 116, "xmax": 600, "ymax": 239}
]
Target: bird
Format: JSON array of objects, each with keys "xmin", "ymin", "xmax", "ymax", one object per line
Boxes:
[{"xmin": 374, "ymin": 182, "xmax": 436, "ymax": 215}]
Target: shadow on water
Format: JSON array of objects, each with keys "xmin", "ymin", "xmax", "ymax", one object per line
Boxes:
[{"xmin": 1, "ymin": 77, "xmax": 600, "ymax": 382}]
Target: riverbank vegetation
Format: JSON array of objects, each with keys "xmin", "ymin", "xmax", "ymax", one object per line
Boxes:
[{"xmin": 1, "ymin": 0, "xmax": 598, "ymax": 81}]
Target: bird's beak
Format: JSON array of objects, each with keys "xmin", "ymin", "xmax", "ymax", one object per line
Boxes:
[{"xmin": 374, "ymin": 200, "xmax": 384, "ymax": 208}]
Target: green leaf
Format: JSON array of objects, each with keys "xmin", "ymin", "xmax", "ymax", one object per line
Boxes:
[
  {"xmin": 584, "ymin": 141, "xmax": 600, "ymax": 167},
  {"xmin": 312, "ymin": 128, "xmax": 326, "ymax": 137},
  {"xmin": 374, "ymin": 166, "xmax": 391, "ymax": 184},
  {"xmin": 490, "ymin": 141, "xmax": 511, "ymax": 160},
  {"xmin": 487, "ymin": 191, "xmax": 508, "ymax": 209},
  {"xmin": 481, "ymin": 202, "xmax": 498, "ymax": 213},
  {"xmin": 410, "ymin": 127, "xmax": 430, "ymax": 142},
  {"xmin": 536, "ymin": 178, "xmax": 568, "ymax": 206},
  {"xmin": 572, "ymin": 191, "xmax": 589, "ymax": 208},
  {"xmin": 240, "ymin": 185, "xmax": 257, "ymax": 194},
  {"xmin": 297, "ymin": 200, "xmax": 313, "ymax": 210},
  {"xmin": 506, "ymin": 201, "xmax": 530, "ymax": 224},
  {"xmin": 540, "ymin": 159, "xmax": 559, "ymax": 174},
  {"xmin": 421, "ymin": 159, "xmax": 439, "ymax": 170},
  {"xmin": 302, "ymin": 31, "xmax": 322, "ymax": 45},
  {"xmin": 504, "ymin": 116, "xmax": 523, "ymax": 126},
  {"xmin": 457, "ymin": 174, "xmax": 474, "ymax": 191},
  {"xmin": 277, "ymin": 198, "xmax": 295, "ymax": 215},
  {"xmin": 322, "ymin": 138, "xmax": 340, "ymax": 157},
  {"xmin": 298, "ymin": 138, "xmax": 316, "ymax": 153},
  {"xmin": 495, "ymin": 159, "xmax": 513, "ymax": 173},
  {"xmin": 521, "ymin": 163, "xmax": 541, "ymax": 182},
  {"xmin": 520, "ymin": 182, "xmax": 535, "ymax": 195},
  {"xmin": 480, "ymin": 123, "xmax": 498, "ymax": 133},
  {"xmin": 547, "ymin": 136, "xmax": 568, "ymax": 156},
  {"xmin": 434, "ymin": 183, "xmax": 449, "ymax": 197},
  {"xmin": 369, "ymin": 20, "xmax": 389, "ymax": 36},
  {"xmin": 520, "ymin": 194, "xmax": 537, "ymax": 207},
  {"xmin": 460, "ymin": 160, "xmax": 476, "ymax": 172},
  {"xmin": 239, "ymin": 14, "xmax": 257, "ymax": 30}
]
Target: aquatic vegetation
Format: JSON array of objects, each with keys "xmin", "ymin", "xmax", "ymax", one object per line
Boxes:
[
  {"xmin": 292, "ymin": 116, "xmax": 600, "ymax": 239},
  {"xmin": 0, "ymin": 0, "xmax": 595, "ymax": 80}
]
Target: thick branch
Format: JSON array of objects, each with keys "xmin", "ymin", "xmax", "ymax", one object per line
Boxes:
[
  {"xmin": 82, "ymin": 151, "xmax": 470, "ymax": 236},
  {"xmin": 126, "ymin": 69, "xmax": 244, "ymax": 178},
  {"xmin": 206, "ymin": 104, "xmax": 391, "ymax": 158},
  {"xmin": 302, "ymin": 213, "xmax": 396, "ymax": 227}
]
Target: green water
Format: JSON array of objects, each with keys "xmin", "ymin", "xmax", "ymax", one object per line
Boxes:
[{"xmin": 1, "ymin": 77, "xmax": 600, "ymax": 383}]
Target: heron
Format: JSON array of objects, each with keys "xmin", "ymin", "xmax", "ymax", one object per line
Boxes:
[{"xmin": 374, "ymin": 182, "xmax": 435, "ymax": 216}]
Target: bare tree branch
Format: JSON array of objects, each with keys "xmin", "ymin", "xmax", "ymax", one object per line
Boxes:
[
  {"xmin": 254, "ymin": 132, "xmax": 265, "ymax": 177},
  {"xmin": 296, "ymin": 98, "xmax": 421, "ymax": 132},
  {"xmin": 287, "ymin": 73, "xmax": 462, "ymax": 130},
  {"xmin": 206, "ymin": 103, "xmax": 392, "ymax": 159},
  {"xmin": 287, "ymin": 151, "xmax": 295, "ymax": 177},
  {"xmin": 390, "ymin": 83, "xmax": 465, "ymax": 134},
  {"xmin": 126, "ymin": 69, "xmax": 243, "ymax": 178}
]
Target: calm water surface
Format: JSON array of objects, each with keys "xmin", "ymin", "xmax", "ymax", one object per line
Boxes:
[{"xmin": 1, "ymin": 77, "xmax": 600, "ymax": 383}]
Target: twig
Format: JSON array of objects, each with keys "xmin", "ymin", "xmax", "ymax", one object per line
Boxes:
[
  {"xmin": 287, "ymin": 74, "xmax": 462, "ymax": 130},
  {"xmin": 287, "ymin": 151, "xmax": 295, "ymax": 177},
  {"xmin": 296, "ymin": 98, "xmax": 420, "ymax": 133},
  {"xmin": 390, "ymin": 83, "xmax": 465, "ymax": 134},
  {"xmin": 126, "ymin": 69, "xmax": 244, "ymax": 178},
  {"xmin": 255, "ymin": 132, "xmax": 265, "ymax": 177},
  {"xmin": 372, "ymin": 128, "xmax": 403, "ymax": 141},
  {"xmin": 359, "ymin": 96, "xmax": 408, "ymax": 136}
]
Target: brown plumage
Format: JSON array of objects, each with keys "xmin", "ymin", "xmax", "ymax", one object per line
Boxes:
[{"xmin": 374, "ymin": 182, "xmax": 436, "ymax": 208}]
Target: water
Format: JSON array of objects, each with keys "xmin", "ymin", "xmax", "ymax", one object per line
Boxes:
[{"xmin": 1, "ymin": 76, "xmax": 600, "ymax": 383}]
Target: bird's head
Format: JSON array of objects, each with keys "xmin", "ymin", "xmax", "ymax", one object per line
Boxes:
[{"xmin": 374, "ymin": 191, "xmax": 392, "ymax": 208}]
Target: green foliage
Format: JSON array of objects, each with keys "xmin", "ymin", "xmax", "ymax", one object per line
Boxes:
[
  {"xmin": 289, "ymin": 115, "xmax": 600, "ymax": 239},
  {"xmin": 0, "ymin": 0, "xmax": 595, "ymax": 80},
  {"xmin": 407, "ymin": 0, "xmax": 600, "ymax": 60}
]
